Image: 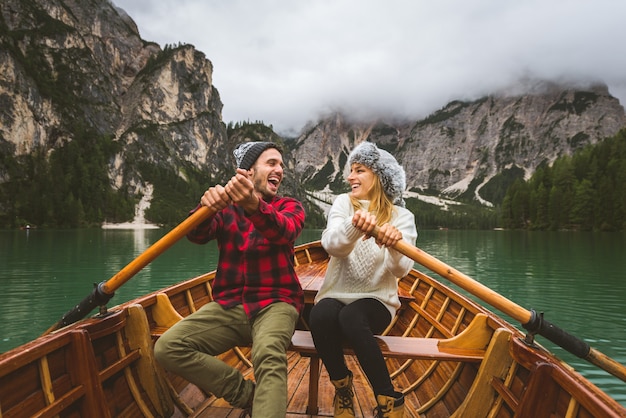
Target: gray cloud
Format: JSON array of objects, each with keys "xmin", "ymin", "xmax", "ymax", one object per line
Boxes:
[{"xmin": 112, "ymin": 0, "xmax": 626, "ymax": 135}]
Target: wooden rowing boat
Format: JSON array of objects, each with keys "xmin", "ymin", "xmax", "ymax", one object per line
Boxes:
[{"xmin": 1, "ymin": 239, "xmax": 625, "ymax": 417}]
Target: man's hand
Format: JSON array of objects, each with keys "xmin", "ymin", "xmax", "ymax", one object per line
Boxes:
[
  {"xmin": 200, "ymin": 185, "xmax": 231, "ymax": 211},
  {"xmin": 225, "ymin": 168, "xmax": 260, "ymax": 214}
]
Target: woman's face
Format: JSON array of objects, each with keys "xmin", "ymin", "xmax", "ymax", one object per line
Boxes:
[{"xmin": 347, "ymin": 163, "xmax": 376, "ymax": 200}]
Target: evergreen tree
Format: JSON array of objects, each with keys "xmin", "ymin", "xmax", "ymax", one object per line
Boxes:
[
  {"xmin": 570, "ymin": 179, "xmax": 594, "ymax": 230},
  {"xmin": 501, "ymin": 129, "xmax": 626, "ymax": 231}
]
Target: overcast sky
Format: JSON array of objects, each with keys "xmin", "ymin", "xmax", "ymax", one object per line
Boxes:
[{"xmin": 111, "ymin": 0, "xmax": 626, "ymax": 135}]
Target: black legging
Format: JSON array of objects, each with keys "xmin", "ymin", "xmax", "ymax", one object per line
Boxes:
[{"xmin": 308, "ymin": 298, "xmax": 396, "ymax": 397}]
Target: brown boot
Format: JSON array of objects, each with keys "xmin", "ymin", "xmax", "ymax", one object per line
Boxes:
[
  {"xmin": 374, "ymin": 393, "xmax": 404, "ymax": 418},
  {"xmin": 330, "ymin": 373, "xmax": 355, "ymax": 417}
]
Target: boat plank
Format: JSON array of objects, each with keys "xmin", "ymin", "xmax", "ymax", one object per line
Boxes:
[{"xmin": 287, "ymin": 353, "xmax": 314, "ymax": 414}]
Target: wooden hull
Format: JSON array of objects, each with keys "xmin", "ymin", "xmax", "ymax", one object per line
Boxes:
[{"xmin": 1, "ymin": 240, "xmax": 624, "ymax": 417}]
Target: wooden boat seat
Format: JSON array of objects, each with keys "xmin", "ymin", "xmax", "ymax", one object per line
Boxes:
[
  {"xmin": 291, "ymin": 317, "xmax": 490, "ymax": 414},
  {"xmin": 149, "ymin": 293, "xmax": 491, "ymax": 414},
  {"xmin": 290, "ymin": 329, "xmax": 485, "ymax": 361}
]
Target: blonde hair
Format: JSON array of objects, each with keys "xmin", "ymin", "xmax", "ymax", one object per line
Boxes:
[{"xmin": 349, "ymin": 174, "xmax": 396, "ymax": 226}]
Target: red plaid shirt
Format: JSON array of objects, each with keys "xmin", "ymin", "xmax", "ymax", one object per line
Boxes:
[{"xmin": 187, "ymin": 196, "xmax": 305, "ymax": 318}]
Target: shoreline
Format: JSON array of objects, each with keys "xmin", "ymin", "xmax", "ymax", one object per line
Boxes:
[{"xmin": 101, "ymin": 222, "xmax": 160, "ymax": 230}]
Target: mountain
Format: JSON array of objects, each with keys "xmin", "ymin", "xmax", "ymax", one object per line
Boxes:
[
  {"xmin": 292, "ymin": 82, "xmax": 626, "ymax": 208},
  {"xmin": 0, "ymin": 0, "xmax": 233, "ymax": 226},
  {"xmin": 1, "ymin": 0, "xmax": 625, "ymax": 229}
]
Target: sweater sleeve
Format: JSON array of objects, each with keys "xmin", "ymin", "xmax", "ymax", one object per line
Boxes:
[
  {"xmin": 384, "ymin": 207, "xmax": 418, "ymax": 278},
  {"xmin": 320, "ymin": 194, "xmax": 364, "ymax": 258}
]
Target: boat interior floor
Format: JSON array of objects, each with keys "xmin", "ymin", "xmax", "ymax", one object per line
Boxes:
[{"xmin": 169, "ymin": 353, "xmax": 426, "ymax": 418}]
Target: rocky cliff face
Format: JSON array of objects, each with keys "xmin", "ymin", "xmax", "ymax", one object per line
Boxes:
[
  {"xmin": 0, "ymin": 0, "xmax": 229, "ymax": 199},
  {"xmin": 293, "ymin": 82, "xmax": 626, "ymax": 206}
]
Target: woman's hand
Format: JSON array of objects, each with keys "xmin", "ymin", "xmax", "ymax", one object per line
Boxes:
[
  {"xmin": 352, "ymin": 210, "xmax": 402, "ymax": 247},
  {"xmin": 352, "ymin": 210, "xmax": 377, "ymax": 237},
  {"xmin": 375, "ymin": 223, "xmax": 402, "ymax": 248}
]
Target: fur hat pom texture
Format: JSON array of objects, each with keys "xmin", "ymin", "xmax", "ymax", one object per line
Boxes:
[{"xmin": 348, "ymin": 141, "xmax": 406, "ymax": 207}]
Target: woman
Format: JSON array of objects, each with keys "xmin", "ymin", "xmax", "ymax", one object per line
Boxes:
[{"xmin": 309, "ymin": 141, "xmax": 417, "ymax": 418}]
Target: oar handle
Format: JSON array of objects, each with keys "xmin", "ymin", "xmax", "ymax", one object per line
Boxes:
[
  {"xmin": 522, "ymin": 309, "xmax": 626, "ymax": 382},
  {"xmin": 377, "ymin": 228, "xmax": 626, "ymax": 383},
  {"xmin": 523, "ymin": 309, "xmax": 590, "ymax": 357},
  {"xmin": 44, "ymin": 205, "xmax": 215, "ymax": 334}
]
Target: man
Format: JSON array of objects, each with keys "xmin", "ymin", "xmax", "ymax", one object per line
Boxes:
[{"xmin": 154, "ymin": 141, "xmax": 305, "ymax": 417}]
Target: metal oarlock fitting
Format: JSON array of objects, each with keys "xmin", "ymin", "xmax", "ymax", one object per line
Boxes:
[{"xmin": 522, "ymin": 309, "xmax": 543, "ymax": 346}]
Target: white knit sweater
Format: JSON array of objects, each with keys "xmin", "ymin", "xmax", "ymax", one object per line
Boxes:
[{"xmin": 315, "ymin": 194, "xmax": 418, "ymax": 318}]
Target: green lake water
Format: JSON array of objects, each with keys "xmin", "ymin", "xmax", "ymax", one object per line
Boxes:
[{"xmin": 1, "ymin": 228, "xmax": 624, "ymax": 406}]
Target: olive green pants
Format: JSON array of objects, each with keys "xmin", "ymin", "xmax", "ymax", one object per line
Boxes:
[{"xmin": 154, "ymin": 301, "xmax": 299, "ymax": 417}]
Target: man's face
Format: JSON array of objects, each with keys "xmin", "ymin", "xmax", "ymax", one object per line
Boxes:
[{"xmin": 249, "ymin": 148, "xmax": 284, "ymax": 200}]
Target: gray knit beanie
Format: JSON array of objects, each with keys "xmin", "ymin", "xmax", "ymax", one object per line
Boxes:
[
  {"xmin": 233, "ymin": 142, "xmax": 281, "ymax": 170},
  {"xmin": 348, "ymin": 141, "xmax": 406, "ymax": 207}
]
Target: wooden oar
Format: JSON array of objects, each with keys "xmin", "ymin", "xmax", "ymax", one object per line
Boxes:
[
  {"xmin": 380, "ymin": 230, "xmax": 626, "ymax": 383},
  {"xmin": 44, "ymin": 205, "xmax": 215, "ymax": 335}
]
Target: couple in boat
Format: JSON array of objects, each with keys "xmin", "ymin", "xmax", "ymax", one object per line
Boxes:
[{"xmin": 154, "ymin": 140, "xmax": 417, "ymax": 418}]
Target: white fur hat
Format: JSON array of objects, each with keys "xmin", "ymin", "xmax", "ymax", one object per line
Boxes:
[{"xmin": 348, "ymin": 141, "xmax": 406, "ymax": 207}]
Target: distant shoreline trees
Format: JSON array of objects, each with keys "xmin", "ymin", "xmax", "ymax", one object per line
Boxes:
[
  {"xmin": 3, "ymin": 124, "xmax": 624, "ymax": 231},
  {"xmin": 501, "ymin": 129, "xmax": 626, "ymax": 231}
]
